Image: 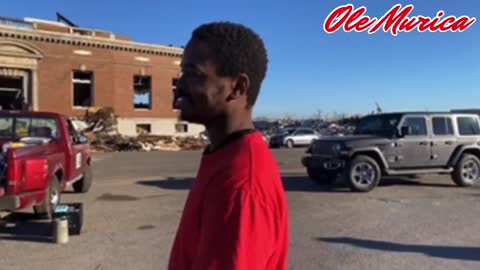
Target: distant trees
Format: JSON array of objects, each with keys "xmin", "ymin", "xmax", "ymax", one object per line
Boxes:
[{"xmin": 254, "ymin": 109, "xmax": 365, "ymax": 125}]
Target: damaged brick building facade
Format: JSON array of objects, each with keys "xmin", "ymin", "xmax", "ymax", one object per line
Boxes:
[{"xmin": 0, "ymin": 16, "xmax": 204, "ymax": 136}]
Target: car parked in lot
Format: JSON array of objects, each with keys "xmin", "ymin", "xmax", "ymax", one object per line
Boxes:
[
  {"xmin": 0, "ymin": 111, "xmax": 92, "ymax": 219},
  {"xmin": 269, "ymin": 127, "xmax": 320, "ymax": 148},
  {"xmin": 302, "ymin": 112, "xmax": 480, "ymax": 192}
]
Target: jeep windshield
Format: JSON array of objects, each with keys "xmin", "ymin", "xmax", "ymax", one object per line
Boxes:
[{"xmin": 353, "ymin": 114, "xmax": 402, "ymax": 137}]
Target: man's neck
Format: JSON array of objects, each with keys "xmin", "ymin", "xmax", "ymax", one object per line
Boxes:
[{"xmin": 206, "ymin": 113, "xmax": 255, "ymax": 151}]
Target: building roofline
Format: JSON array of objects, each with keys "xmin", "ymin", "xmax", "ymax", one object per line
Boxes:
[{"xmin": 0, "ymin": 24, "xmax": 183, "ymax": 58}]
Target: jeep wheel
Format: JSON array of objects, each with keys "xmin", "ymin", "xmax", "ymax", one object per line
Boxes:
[
  {"xmin": 34, "ymin": 175, "xmax": 61, "ymax": 220},
  {"xmin": 286, "ymin": 140, "xmax": 294, "ymax": 149},
  {"xmin": 307, "ymin": 167, "xmax": 337, "ymax": 185},
  {"xmin": 346, "ymin": 155, "xmax": 381, "ymax": 192},
  {"xmin": 452, "ymin": 154, "xmax": 480, "ymax": 187},
  {"xmin": 73, "ymin": 165, "xmax": 93, "ymax": 193}
]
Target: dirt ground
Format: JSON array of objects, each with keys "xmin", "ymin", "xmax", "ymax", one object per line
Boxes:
[{"xmin": 1, "ymin": 148, "xmax": 480, "ymax": 270}]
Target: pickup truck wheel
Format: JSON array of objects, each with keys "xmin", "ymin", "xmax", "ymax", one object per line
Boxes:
[
  {"xmin": 307, "ymin": 167, "xmax": 337, "ymax": 185},
  {"xmin": 346, "ymin": 155, "xmax": 381, "ymax": 192},
  {"xmin": 73, "ymin": 165, "xmax": 93, "ymax": 193},
  {"xmin": 452, "ymin": 154, "xmax": 480, "ymax": 187},
  {"xmin": 34, "ymin": 176, "xmax": 61, "ymax": 220}
]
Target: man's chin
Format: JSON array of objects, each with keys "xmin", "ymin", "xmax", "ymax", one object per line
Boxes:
[{"xmin": 179, "ymin": 111, "xmax": 204, "ymax": 125}]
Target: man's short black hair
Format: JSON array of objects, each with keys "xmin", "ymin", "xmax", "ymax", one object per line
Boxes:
[{"xmin": 191, "ymin": 21, "xmax": 268, "ymax": 108}]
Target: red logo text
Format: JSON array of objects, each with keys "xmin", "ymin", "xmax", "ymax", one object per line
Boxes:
[{"xmin": 324, "ymin": 4, "xmax": 476, "ymax": 36}]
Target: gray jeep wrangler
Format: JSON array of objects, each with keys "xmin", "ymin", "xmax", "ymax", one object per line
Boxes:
[{"xmin": 302, "ymin": 112, "xmax": 480, "ymax": 192}]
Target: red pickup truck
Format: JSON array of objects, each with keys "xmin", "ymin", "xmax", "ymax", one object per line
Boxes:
[{"xmin": 0, "ymin": 111, "xmax": 92, "ymax": 219}]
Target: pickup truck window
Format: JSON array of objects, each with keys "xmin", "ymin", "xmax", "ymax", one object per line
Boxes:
[
  {"xmin": 15, "ymin": 118, "xmax": 30, "ymax": 138},
  {"xmin": 31, "ymin": 118, "xmax": 59, "ymax": 139},
  {"xmin": 0, "ymin": 116, "xmax": 59, "ymax": 140},
  {"xmin": 67, "ymin": 119, "xmax": 82, "ymax": 144},
  {"xmin": 16, "ymin": 117, "xmax": 59, "ymax": 139},
  {"xmin": 0, "ymin": 117, "xmax": 14, "ymax": 138}
]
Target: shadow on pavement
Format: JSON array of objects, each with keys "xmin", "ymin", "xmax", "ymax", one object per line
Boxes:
[
  {"xmin": 317, "ymin": 237, "xmax": 480, "ymax": 262},
  {"xmin": 379, "ymin": 176, "xmax": 456, "ymax": 188},
  {"xmin": 137, "ymin": 174, "xmax": 458, "ymax": 192},
  {"xmin": 137, "ymin": 175, "xmax": 351, "ymax": 193},
  {"xmin": 0, "ymin": 213, "xmax": 53, "ymax": 243},
  {"xmin": 138, "ymin": 177, "xmax": 195, "ymax": 190}
]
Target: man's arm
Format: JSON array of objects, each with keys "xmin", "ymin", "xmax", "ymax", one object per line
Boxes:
[{"xmin": 192, "ymin": 185, "xmax": 276, "ymax": 270}]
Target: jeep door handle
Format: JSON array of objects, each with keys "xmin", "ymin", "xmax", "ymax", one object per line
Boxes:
[
  {"xmin": 419, "ymin": 141, "xmax": 429, "ymax": 146},
  {"xmin": 445, "ymin": 141, "xmax": 454, "ymax": 145}
]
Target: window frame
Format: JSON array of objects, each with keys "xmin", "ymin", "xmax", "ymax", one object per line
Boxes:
[
  {"xmin": 72, "ymin": 70, "xmax": 94, "ymax": 109},
  {"xmin": 456, "ymin": 116, "xmax": 480, "ymax": 136},
  {"xmin": 431, "ymin": 116, "xmax": 454, "ymax": 136},
  {"xmin": 399, "ymin": 115, "xmax": 429, "ymax": 137},
  {"xmin": 134, "ymin": 75, "xmax": 153, "ymax": 111},
  {"xmin": 136, "ymin": 123, "xmax": 152, "ymax": 135},
  {"xmin": 175, "ymin": 122, "xmax": 188, "ymax": 133}
]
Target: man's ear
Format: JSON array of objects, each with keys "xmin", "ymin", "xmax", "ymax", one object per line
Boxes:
[{"xmin": 229, "ymin": 73, "xmax": 250, "ymax": 100}]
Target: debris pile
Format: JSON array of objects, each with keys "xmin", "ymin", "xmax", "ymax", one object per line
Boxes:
[
  {"xmin": 87, "ymin": 134, "xmax": 208, "ymax": 152},
  {"xmin": 136, "ymin": 135, "xmax": 208, "ymax": 152},
  {"xmin": 83, "ymin": 107, "xmax": 118, "ymax": 135},
  {"xmin": 72, "ymin": 107, "xmax": 208, "ymax": 152},
  {"xmin": 317, "ymin": 123, "xmax": 356, "ymax": 136}
]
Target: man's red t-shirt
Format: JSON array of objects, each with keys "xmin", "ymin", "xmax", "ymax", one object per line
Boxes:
[{"xmin": 168, "ymin": 130, "xmax": 289, "ymax": 270}]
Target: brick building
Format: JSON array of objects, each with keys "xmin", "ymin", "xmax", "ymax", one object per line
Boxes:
[{"xmin": 0, "ymin": 15, "xmax": 204, "ymax": 136}]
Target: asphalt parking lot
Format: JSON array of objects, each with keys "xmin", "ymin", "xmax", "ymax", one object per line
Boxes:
[{"xmin": 1, "ymin": 148, "xmax": 480, "ymax": 270}]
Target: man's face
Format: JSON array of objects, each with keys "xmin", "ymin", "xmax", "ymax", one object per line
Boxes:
[{"xmin": 173, "ymin": 39, "xmax": 231, "ymax": 125}]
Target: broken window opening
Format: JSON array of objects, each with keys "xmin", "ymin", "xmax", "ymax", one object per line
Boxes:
[
  {"xmin": 0, "ymin": 75, "xmax": 25, "ymax": 111},
  {"xmin": 73, "ymin": 71, "xmax": 93, "ymax": 107},
  {"xmin": 175, "ymin": 122, "xmax": 188, "ymax": 133},
  {"xmin": 136, "ymin": 124, "xmax": 151, "ymax": 135},
  {"xmin": 134, "ymin": 75, "xmax": 152, "ymax": 110}
]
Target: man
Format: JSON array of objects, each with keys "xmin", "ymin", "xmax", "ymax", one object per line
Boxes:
[{"xmin": 168, "ymin": 22, "xmax": 289, "ymax": 270}]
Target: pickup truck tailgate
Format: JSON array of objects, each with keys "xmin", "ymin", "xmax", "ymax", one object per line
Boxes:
[{"xmin": 8, "ymin": 157, "xmax": 49, "ymax": 194}]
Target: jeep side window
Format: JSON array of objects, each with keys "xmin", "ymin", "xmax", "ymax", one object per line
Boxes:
[
  {"xmin": 402, "ymin": 117, "xmax": 428, "ymax": 136},
  {"xmin": 457, "ymin": 117, "xmax": 480, "ymax": 136},
  {"xmin": 432, "ymin": 117, "xmax": 454, "ymax": 136}
]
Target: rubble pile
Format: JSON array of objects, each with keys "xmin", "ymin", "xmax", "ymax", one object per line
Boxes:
[
  {"xmin": 136, "ymin": 135, "xmax": 208, "ymax": 152},
  {"xmin": 83, "ymin": 107, "xmax": 118, "ymax": 135},
  {"xmin": 87, "ymin": 134, "xmax": 208, "ymax": 152},
  {"xmin": 73, "ymin": 107, "xmax": 208, "ymax": 152},
  {"xmin": 317, "ymin": 123, "xmax": 356, "ymax": 136}
]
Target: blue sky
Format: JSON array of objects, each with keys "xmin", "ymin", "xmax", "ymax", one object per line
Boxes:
[{"xmin": 4, "ymin": 0, "xmax": 479, "ymax": 118}]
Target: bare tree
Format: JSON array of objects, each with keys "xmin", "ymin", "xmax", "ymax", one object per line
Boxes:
[
  {"xmin": 283, "ymin": 113, "xmax": 296, "ymax": 122},
  {"xmin": 375, "ymin": 101, "xmax": 383, "ymax": 113},
  {"xmin": 330, "ymin": 110, "xmax": 343, "ymax": 122},
  {"xmin": 312, "ymin": 109, "xmax": 323, "ymax": 121}
]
